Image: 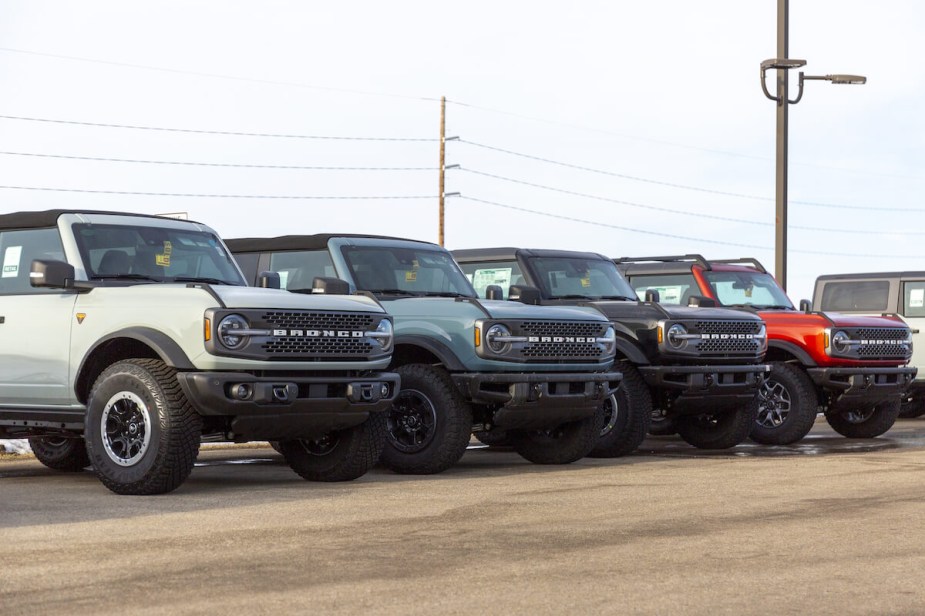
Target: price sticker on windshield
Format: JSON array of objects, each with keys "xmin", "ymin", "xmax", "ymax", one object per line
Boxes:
[
  {"xmin": 156, "ymin": 241, "xmax": 172, "ymax": 267},
  {"xmin": 405, "ymin": 271, "xmax": 417, "ymax": 282},
  {"xmin": 580, "ymin": 276, "xmax": 591, "ymax": 288}
]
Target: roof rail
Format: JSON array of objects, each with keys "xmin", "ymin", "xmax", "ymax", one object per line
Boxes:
[
  {"xmin": 613, "ymin": 254, "xmax": 711, "ymax": 270},
  {"xmin": 709, "ymin": 258, "xmax": 767, "ymax": 273}
]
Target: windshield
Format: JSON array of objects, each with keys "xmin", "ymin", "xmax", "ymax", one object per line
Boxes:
[
  {"xmin": 703, "ymin": 270, "xmax": 793, "ymax": 308},
  {"xmin": 341, "ymin": 245, "xmax": 477, "ymax": 297},
  {"xmin": 72, "ymin": 223, "xmax": 244, "ymax": 285},
  {"xmin": 529, "ymin": 256, "xmax": 637, "ymax": 300}
]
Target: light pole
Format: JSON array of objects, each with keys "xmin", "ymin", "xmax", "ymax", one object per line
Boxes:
[{"xmin": 759, "ymin": 0, "xmax": 866, "ymax": 291}]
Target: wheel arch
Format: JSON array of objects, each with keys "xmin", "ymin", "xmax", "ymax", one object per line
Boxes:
[
  {"xmin": 766, "ymin": 340, "xmax": 816, "ymax": 366},
  {"xmin": 390, "ymin": 335, "xmax": 466, "ymax": 371},
  {"xmin": 75, "ymin": 328, "xmax": 195, "ymax": 404},
  {"xmin": 614, "ymin": 338, "xmax": 649, "ymax": 365}
]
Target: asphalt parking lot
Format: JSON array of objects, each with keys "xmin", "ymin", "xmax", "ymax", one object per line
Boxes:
[{"xmin": 3, "ymin": 419, "xmax": 925, "ymax": 615}]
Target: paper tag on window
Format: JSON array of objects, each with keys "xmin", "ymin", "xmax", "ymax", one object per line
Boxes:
[
  {"xmin": 580, "ymin": 276, "xmax": 591, "ymax": 288},
  {"xmin": 405, "ymin": 271, "xmax": 417, "ymax": 282},
  {"xmin": 2, "ymin": 246, "xmax": 21, "ymax": 278}
]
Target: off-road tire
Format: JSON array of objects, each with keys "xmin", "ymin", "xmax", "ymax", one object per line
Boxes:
[
  {"xmin": 510, "ymin": 405, "xmax": 605, "ymax": 464},
  {"xmin": 85, "ymin": 359, "xmax": 202, "ymax": 495},
  {"xmin": 28, "ymin": 437, "xmax": 90, "ymax": 472},
  {"xmin": 379, "ymin": 364, "xmax": 473, "ymax": 475},
  {"xmin": 474, "ymin": 430, "xmax": 512, "ymax": 447},
  {"xmin": 750, "ymin": 362, "xmax": 818, "ymax": 445},
  {"xmin": 676, "ymin": 398, "xmax": 759, "ymax": 450},
  {"xmin": 589, "ymin": 361, "xmax": 651, "ymax": 458},
  {"xmin": 825, "ymin": 399, "xmax": 902, "ymax": 439},
  {"xmin": 279, "ymin": 412, "xmax": 387, "ymax": 482},
  {"xmin": 899, "ymin": 398, "xmax": 925, "ymax": 419},
  {"xmin": 648, "ymin": 409, "xmax": 678, "ymax": 436}
]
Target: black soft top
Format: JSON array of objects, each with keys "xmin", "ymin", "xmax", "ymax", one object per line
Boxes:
[
  {"xmin": 0, "ymin": 209, "xmax": 202, "ymax": 231},
  {"xmin": 451, "ymin": 247, "xmax": 611, "ymax": 262},
  {"xmin": 226, "ymin": 233, "xmax": 435, "ymax": 253}
]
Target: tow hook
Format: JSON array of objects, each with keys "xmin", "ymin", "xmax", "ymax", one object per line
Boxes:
[{"xmin": 272, "ymin": 385, "xmax": 290, "ymax": 403}]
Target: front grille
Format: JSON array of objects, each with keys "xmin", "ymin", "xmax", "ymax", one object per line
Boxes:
[
  {"xmin": 262, "ymin": 311, "xmax": 376, "ymax": 330},
  {"xmin": 691, "ymin": 320, "xmax": 764, "ymax": 356},
  {"xmin": 257, "ymin": 311, "xmax": 378, "ymax": 359},
  {"xmin": 513, "ymin": 320, "xmax": 608, "ymax": 362},
  {"xmin": 846, "ymin": 327, "xmax": 910, "ymax": 360}
]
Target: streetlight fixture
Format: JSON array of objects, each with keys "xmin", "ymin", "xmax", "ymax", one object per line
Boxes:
[{"xmin": 758, "ymin": 1, "xmax": 866, "ymax": 292}]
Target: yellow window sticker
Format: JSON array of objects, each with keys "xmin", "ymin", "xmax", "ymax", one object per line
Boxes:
[
  {"xmin": 405, "ymin": 271, "xmax": 417, "ymax": 282},
  {"xmin": 156, "ymin": 241, "xmax": 172, "ymax": 267},
  {"xmin": 580, "ymin": 276, "xmax": 591, "ymax": 288}
]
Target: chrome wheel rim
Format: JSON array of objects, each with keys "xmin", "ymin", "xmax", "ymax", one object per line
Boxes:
[
  {"xmin": 388, "ymin": 389, "xmax": 438, "ymax": 453},
  {"xmin": 101, "ymin": 391, "xmax": 151, "ymax": 467},
  {"xmin": 757, "ymin": 378, "xmax": 792, "ymax": 428}
]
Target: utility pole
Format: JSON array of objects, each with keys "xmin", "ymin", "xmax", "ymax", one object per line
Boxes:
[
  {"xmin": 438, "ymin": 95, "xmax": 446, "ymax": 246},
  {"xmin": 775, "ymin": 0, "xmax": 789, "ymax": 291}
]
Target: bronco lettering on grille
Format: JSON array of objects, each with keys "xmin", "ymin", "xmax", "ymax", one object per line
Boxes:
[
  {"xmin": 527, "ymin": 336, "xmax": 598, "ymax": 343},
  {"xmin": 272, "ymin": 329, "xmax": 366, "ymax": 338},
  {"xmin": 700, "ymin": 333, "xmax": 756, "ymax": 340}
]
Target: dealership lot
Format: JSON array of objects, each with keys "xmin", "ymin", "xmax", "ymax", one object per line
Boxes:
[{"xmin": 3, "ymin": 421, "xmax": 925, "ymax": 614}]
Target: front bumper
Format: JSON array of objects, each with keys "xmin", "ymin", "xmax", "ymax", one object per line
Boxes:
[
  {"xmin": 177, "ymin": 371, "xmax": 400, "ymax": 440},
  {"xmin": 638, "ymin": 364, "xmax": 770, "ymax": 415},
  {"xmin": 452, "ymin": 371, "xmax": 622, "ymax": 430},
  {"xmin": 807, "ymin": 366, "xmax": 917, "ymax": 409}
]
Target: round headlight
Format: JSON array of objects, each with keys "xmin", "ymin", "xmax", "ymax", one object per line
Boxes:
[
  {"xmin": 486, "ymin": 324, "xmax": 512, "ymax": 354},
  {"xmin": 600, "ymin": 326, "xmax": 616, "ymax": 354},
  {"xmin": 218, "ymin": 314, "xmax": 249, "ymax": 349},
  {"xmin": 667, "ymin": 323, "xmax": 688, "ymax": 349},
  {"xmin": 374, "ymin": 318, "xmax": 393, "ymax": 352},
  {"xmin": 832, "ymin": 330, "xmax": 851, "ymax": 353}
]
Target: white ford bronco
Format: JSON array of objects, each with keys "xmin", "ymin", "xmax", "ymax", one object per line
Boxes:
[{"xmin": 0, "ymin": 210, "xmax": 399, "ymax": 494}]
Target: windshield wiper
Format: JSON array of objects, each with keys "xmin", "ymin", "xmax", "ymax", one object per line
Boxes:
[
  {"xmin": 551, "ymin": 294, "xmax": 593, "ymax": 300},
  {"xmin": 172, "ymin": 276, "xmax": 238, "ymax": 286},
  {"xmin": 421, "ymin": 291, "xmax": 476, "ymax": 298},
  {"xmin": 90, "ymin": 273, "xmax": 160, "ymax": 282},
  {"xmin": 367, "ymin": 288, "xmax": 424, "ymax": 296},
  {"xmin": 597, "ymin": 295, "xmax": 637, "ymax": 301}
]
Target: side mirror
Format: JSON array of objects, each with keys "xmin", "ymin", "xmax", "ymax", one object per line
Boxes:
[
  {"xmin": 799, "ymin": 299, "xmax": 812, "ymax": 312},
  {"xmin": 687, "ymin": 295, "xmax": 716, "ymax": 308},
  {"xmin": 644, "ymin": 288, "xmax": 660, "ymax": 303},
  {"xmin": 485, "ymin": 284, "xmax": 504, "ymax": 300},
  {"xmin": 311, "ymin": 277, "xmax": 351, "ymax": 295},
  {"xmin": 30, "ymin": 259, "xmax": 75, "ymax": 288},
  {"xmin": 509, "ymin": 284, "xmax": 541, "ymax": 305},
  {"xmin": 257, "ymin": 271, "xmax": 281, "ymax": 289}
]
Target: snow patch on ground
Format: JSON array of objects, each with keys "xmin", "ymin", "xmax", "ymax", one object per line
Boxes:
[{"xmin": 0, "ymin": 439, "xmax": 32, "ymax": 454}]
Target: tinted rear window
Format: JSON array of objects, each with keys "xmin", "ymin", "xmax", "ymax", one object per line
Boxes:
[{"xmin": 820, "ymin": 280, "xmax": 890, "ymax": 312}]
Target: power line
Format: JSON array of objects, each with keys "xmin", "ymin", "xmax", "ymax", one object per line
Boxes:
[
  {"xmin": 0, "ymin": 185, "xmax": 436, "ymax": 200},
  {"xmin": 455, "ymin": 195, "xmax": 918, "ymax": 259},
  {"xmin": 457, "ymin": 168, "xmax": 925, "ymax": 235},
  {"xmin": 0, "ymin": 46, "xmax": 440, "ymax": 104},
  {"xmin": 455, "ymin": 140, "xmax": 924, "ymax": 213},
  {"xmin": 0, "ymin": 114, "xmax": 437, "ymax": 141},
  {"xmin": 447, "ymin": 100, "xmax": 925, "ymax": 182},
  {"xmin": 0, "ymin": 151, "xmax": 436, "ymax": 171}
]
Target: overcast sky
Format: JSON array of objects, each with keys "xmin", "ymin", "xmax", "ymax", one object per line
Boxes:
[{"xmin": 0, "ymin": 1, "xmax": 922, "ymax": 300}]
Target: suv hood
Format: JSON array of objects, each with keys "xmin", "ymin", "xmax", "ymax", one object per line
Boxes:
[
  {"xmin": 209, "ymin": 285, "xmax": 385, "ymax": 313},
  {"xmin": 821, "ymin": 312, "xmax": 908, "ymax": 328},
  {"xmin": 380, "ymin": 297, "xmax": 608, "ymax": 322},
  {"xmin": 591, "ymin": 300, "xmax": 764, "ymax": 323}
]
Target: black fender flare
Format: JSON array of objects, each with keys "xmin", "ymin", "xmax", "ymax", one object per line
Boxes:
[
  {"xmin": 768, "ymin": 340, "xmax": 817, "ymax": 366},
  {"xmin": 614, "ymin": 338, "xmax": 650, "ymax": 365},
  {"xmin": 75, "ymin": 327, "xmax": 196, "ymax": 400},
  {"xmin": 392, "ymin": 334, "xmax": 467, "ymax": 371}
]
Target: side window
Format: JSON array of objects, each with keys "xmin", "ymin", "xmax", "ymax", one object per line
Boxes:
[
  {"xmin": 626, "ymin": 273, "xmax": 699, "ymax": 305},
  {"xmin": 0, "ymin": 227, "xmax": 66, "ymax": 295},
  {"xmin": 457, "ymin": 261, "xmax": 524, "ymax": 299},
  {"xmin": 233, "ymin": 253, "xmax": 260, "ymax": 285},
  {"xmin": 820, "ymin": 280, "xmax": 890, "ymax": 312},
  {"xmin": 903, "ymin": 281, "xmax": 925, "ymax": 318},
  {"xmin": 268, "ymin": 250, "xmax": 336, "ymax": 290}
]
